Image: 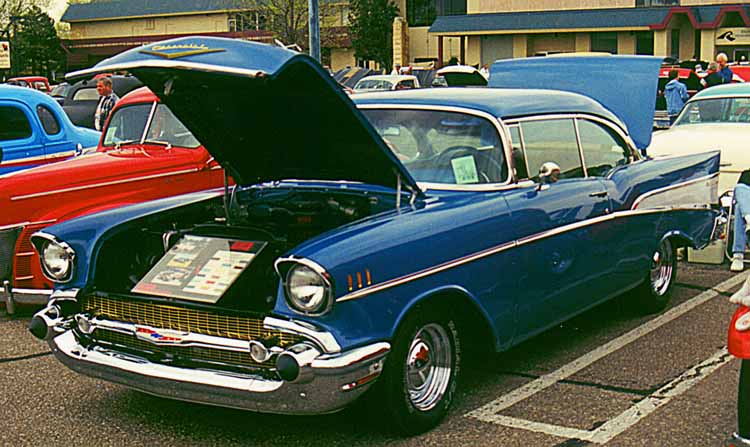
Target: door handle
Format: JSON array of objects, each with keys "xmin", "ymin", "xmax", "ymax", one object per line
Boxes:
[{"xmin": 589, "ymin": 191, "xmax": 608, "ymax": 198}]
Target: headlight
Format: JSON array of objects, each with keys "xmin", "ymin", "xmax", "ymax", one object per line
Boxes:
[
  {"xmin": 33, "ymin": 234, "xmax": 75, "ymax": 283},
  {"xmin": 283, "ymin": 262, "xmax": 333, "ymax": 315}
]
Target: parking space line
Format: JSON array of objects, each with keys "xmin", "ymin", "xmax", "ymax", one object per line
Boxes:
[{"xmin": 466, "ymin": 272, "xmax": 748, "ymax": 438}]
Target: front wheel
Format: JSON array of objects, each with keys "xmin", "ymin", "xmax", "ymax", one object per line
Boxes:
[
  {"xmin": 634, "ymin": 238, "xmax": 676, "ymax": 314},
  {"xmin": 378, "ymin": 308, "xmax": 461, "ymax": 435}
]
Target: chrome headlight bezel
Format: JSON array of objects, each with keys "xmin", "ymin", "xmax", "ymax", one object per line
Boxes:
[
  {"xmin": 275, "ymin": 258, "xmax": 334, "ymax": 316},
  {"xmin": 31, "ymin": 232, "xmax": 76, "ymax": 283}
]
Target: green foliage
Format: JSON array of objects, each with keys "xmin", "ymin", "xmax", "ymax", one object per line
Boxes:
[
  {"xmin": 4, "ymin": 5, "xmax": 63, "ymax": 77},
  {"xmin": 348, "ymin": 0, "xmax": 398, "ymax": 70}
]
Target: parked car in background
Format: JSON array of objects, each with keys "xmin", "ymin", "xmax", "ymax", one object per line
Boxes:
[
  {"xmin": 62, "ymin": 74, "xmax": 142, "ymax": 129},
  {"xmin": 7, "ymin": 76, "xmax": 51, "ymax": 93},
  {"xmin": 0, "ymin": 86, "xmax": 225, "ymax": 314},
  {"xmin": 352, "ymin": 74, "xmax": 420, "ymax": 93},
  {"xmin": 49, "ymin": 82, "xmax": 71, "ymax": 106},
  {"xmin": 28, "ymin": 39, "xmax": 720, "ymax": 434},
  {"xmin": 648, "ymin": 82, "xmax": 750, "ymax": 195},
  {"xmin": 0, "ymin": 85, "xmax": 100, "ymax": 175},
  {"xmin": 435, "ymin": 65, "xmax": 488, "ymax": 86},
  {"xmin": 730, "ymin": 65, "xmax": 750, "ymax": 82},
  {"xmin": 654, "ymin": 67, "xmax": 703, "ymax": 129}
]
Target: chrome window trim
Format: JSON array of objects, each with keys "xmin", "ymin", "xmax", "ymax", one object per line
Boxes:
[
  {"xmin": 631, "ymin": 172, "xmax": 719, "ymax": 210},
  {"xmin": 337, "ymin": 203, "xmax": 711, "ymax": 304},
  {"xmin": 507, "ymin": 123, "xmax": 531, "ymax": 179},
  {"xmin": 572, "ymin": 118, "xmax": 588, "ymax": 178},
  {"xmin": 357, "ymin": 103, "xmax": 513, "ymax": 191},
  {"xmin": 140, "ymin": 101, "xmax": 158, "ymax": 144},
  {"xmin": 10, "ymin": 168, "xmax": 200, "ymax": 201},
  {"xmin": 505, "ymin": 113, "xmax": 640, "ymax": 162}
]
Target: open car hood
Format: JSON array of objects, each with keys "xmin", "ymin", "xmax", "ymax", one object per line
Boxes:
[
  {"xmin": 489, "ymin": 55, "xmax": 662, "ymax": 151},
  {"xmin": 67, "ymin": 37, "xmax": 419, "ymax": 193}
]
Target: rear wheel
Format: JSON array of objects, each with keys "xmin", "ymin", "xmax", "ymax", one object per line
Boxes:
[
  {"xmin": 378, "ymin": 307, "xmax": 460, "ymax": 435},
  {"xmin": 634, "ymin": 238, "xmax": 676, "ymax": 314}
]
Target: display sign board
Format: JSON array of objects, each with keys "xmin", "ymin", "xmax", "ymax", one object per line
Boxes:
[
  {"xmin": 132, "ymin": 235, "xmax": 266, "ymax": 303},
  {"xmin": 716, "ymin": 28, "xmax": 750, "ymax": 46},
  {"xmin": 0, "ymin": 42, "xmax": 9, "ymax": 70}
]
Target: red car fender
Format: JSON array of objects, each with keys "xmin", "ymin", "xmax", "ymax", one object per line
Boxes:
[{"xmin": 729, "ymin": 306, "xmax": 750, "ymax": 359}]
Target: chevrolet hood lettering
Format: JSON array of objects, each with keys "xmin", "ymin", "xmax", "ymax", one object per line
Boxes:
[
  {"xmin": 489, "ymin": 55, "xmax": 662, "ymax": 151},
  {"xmin": 67, "ymin": 37, "xmax": 420, "ymax": 193}
]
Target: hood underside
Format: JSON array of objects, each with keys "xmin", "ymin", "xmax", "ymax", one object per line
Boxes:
[{"xmin": 67, "ymin": 37, "xmax": 419, "ymax": 193}]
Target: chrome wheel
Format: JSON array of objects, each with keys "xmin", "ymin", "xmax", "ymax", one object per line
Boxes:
[
  {"xmin": 650, "ymin": 239, "xmax": 673, "ymax": 296},
  {"xmin": 406, "ymin": 323, "xmax": 453, "ymax": 412}
]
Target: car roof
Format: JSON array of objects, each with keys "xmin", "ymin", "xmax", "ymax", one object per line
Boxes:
[
  {"xmin": 358, "ymin": 75, "xmax": 417, "ymax": 82},
  {"xmin": 0, "ymin": 84, "xmax": 62, "ymax": 106},
  {"xmin": 8, "ymin": 76, "xmax": 48, "ymax": 82},
  {"xmin": 690, "ymin": 82, "xmax": 750, "ymax": 100},
  {"xmin": 352, "ymin": 87, "xmax": 623, "ymax": 125},
  {"xmin": 117, "ymin": 86, "xmax": 158, "ymax": 106}
]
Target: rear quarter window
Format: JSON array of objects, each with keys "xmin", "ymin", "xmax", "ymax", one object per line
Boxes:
[
  {"xmin": 72, "ymin": 88, "xmax": 99, "ymax": 101},
  {"xmin": 0, "ymin": 106, "xmax": 32, "ymax": 141},
  {"xmin": 37, "ymin": 105, "xmax": 61, "ymax": 135}
]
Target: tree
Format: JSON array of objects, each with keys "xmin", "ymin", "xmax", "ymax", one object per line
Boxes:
[
  {"xmin": 0, "ymin": 0, "xmax": 49, "ymax": 32},
  {"xmin": 348, "ymin": 0, "xmax": 398, "ymax": 71},
  {"xmin": 6, "ymin": 5, "xmax": 62, "ymax": 76},
  {"xmin": 232, "ymin": 0, "xmax": 337, "ymax": 52}
]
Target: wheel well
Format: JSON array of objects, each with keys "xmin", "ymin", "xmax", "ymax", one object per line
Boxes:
[
  {"xmin": 661, "ymin": 231, "xmax": 695, "ymax": 250},
  {"xmin": 398, "ymin": 289, "xmax": 496, "ymax": 354}
]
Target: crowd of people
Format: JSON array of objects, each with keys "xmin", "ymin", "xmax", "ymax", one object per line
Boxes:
[{"xmin": 664, "ymin": 52, "xmax": 735, "ymax": 125}]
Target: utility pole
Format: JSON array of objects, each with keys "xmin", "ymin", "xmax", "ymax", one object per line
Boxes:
[{"xmin": 308, "ymin": 0, "xmax": 320, "ymax": 62}]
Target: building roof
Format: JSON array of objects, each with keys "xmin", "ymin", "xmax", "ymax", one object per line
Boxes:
[
  {"xmin": 429, "ymin": 5, "xmax": 750, "ymax": 35},
  {"xmin": 61, "ymin": 0, "xmax": 248, "ymax": 22},
  {"xmin": 352, "ymin": 87, "xmax": 622, "ymax": 128}
]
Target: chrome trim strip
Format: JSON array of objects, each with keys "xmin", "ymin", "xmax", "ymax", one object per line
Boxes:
[
  {"xmin": 14, "ymin": 275, "xmax": 34, "ymax": 281},
  {"xmin": 263, "ymin": 316, "xmax": 341, "ymax": 354},
  {"xmin": 10, "ymin": 287, "xmax": 52, "ymax": 296},
  {"xmin": 0, "ymin": 151, "xmax": 76, "ymax": 166},
  {"xmin": 631, "ymin": 173, "xmax": 719, "ymax": 210},
  {"xmin": 15, "ymin": 252, "xmax": 35, "ymax": 257},
  {"xmin": 337, "ymin": 205, "xmax": 710, "ymax": 303},
  {"xmin": 67, "ymin": 60, "xmax": 265, "ymax": 81},
  {"xmin": 0, "ymin": 219, "xmax": 56, "ymax": 231},
  {"xmin": 11, "ymin": 168, "xmax": 200, "ymax": 201},
  {"xmin": 89, "ymin": 318, "xmax": 252, "ymax": 353},
  {"xmin": 311, "ymin": 342, "xmax": 390, "ymax": 369},
  {"xmin": 356, "ymin": 103, "xmax": 513, "ymax": 190}
]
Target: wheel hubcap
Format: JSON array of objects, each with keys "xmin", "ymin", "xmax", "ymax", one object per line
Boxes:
[
  {"xmin": 650, "ymin": 239, "xmax": 673, "ymax": 296},
  {"xmin": 405, "ymin": 323, "xmax": 452, "ymax": 412}
]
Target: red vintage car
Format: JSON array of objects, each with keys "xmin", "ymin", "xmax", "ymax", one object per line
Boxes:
[{"xmin": 0, "ymin": 87, "xmax": 226, "ymax": 314}]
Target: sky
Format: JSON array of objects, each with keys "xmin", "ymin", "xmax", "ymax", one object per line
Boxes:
[{"xmin": 46, "ymin": 0, "xmax": 68, "ymax": 21}]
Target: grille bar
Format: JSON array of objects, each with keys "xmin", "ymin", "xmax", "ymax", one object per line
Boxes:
[{"xmin": 80, "ymin": 295, "xmax": 302, "ymax": 346}]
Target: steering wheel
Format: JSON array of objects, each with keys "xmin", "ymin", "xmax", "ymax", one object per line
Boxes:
[{"xmin": 434, "ymin": 145, "xmax": 506, "ymax": 183}]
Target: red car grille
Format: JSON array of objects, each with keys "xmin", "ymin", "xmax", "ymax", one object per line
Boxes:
[{"xmin": 13, "ymin": 224, "xmax": 51, "ymax": 289}]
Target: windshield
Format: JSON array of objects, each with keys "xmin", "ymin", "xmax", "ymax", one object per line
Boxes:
[
  {"xmin": 362, "ymin": 109, "xmax": 507, "ymax": 185},
  {"xmin": 674, "ymin": 97, "xmax": 750, "ymax": 125},
  {"xmin": 355, "ymin": 79, "xmax": 394, "ymax": 91},
  {"xmin": 103, "ymin": 103, "xmax": 201, "ymax": 148}
]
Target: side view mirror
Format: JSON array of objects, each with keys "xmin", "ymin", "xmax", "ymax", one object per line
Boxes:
[
  {"xmin": 537, "ymin": 162, "xmax": 561, "ymax": 190},
  {"xmin": 74, "ymin": 143, "xmax": 83, "ymax": 157}
]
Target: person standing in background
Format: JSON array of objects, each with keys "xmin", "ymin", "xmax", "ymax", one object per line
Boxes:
[{"xmin": 94, "ymin": 77, "xmax": 119, "ymax": 131}]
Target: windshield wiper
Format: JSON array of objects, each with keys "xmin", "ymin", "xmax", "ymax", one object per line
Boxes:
[
  {"xmin": 113, "ymin": 139, "xmax": 137, "ymax": 150},
  {"xmin": 142, "ymin": 139, "xmax": 173, "ymax": 150}
]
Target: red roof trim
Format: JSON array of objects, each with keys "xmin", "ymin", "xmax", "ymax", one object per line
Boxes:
[{"xmin": 650, "ymin": 5, "xmax": 750, "ymax": 30}]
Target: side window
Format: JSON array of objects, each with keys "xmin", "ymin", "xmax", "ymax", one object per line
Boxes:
[
  {"xmin": 36, "ymin": 105, "xmax": 61, "ymax": 135},
  {"xmin": 0, "ymin": 106, "xmax": 32, "ymax": 141},
  {"xmin": 507, "ymin": 125, "xmax": 529, "ymax": 179},
  {"xmin": 72, "ymin": 88, "xmax": 99, "ymax": 101},
  {"xmin": 577, "ymin": 119, "xmax": 630, "ymax": 177},
  {"xmin": 520, "ymin": 118, "xmax": 583, "ymax": 181}
]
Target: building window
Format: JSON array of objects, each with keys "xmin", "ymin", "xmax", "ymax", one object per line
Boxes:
[
  {"xmin": 591, "ymin": 32, "xmax": 618, "ymax": 54},
  {"xmin": 144, "ymin": 19, "xmax": 155, "ymax": 30},
  {"xmin": 635, "ymin": 0, "xmax": 679, "ymax": 6},
  {"xmin": 670, "ymin": 28, "xmax": 680, "ymax": 59},
  {"xmin": 407, "ymin": 0, "xmax": 465, "ymax": 27},
  {"xmin": 636, "ymin": 31, "xmax": 654, "ymax": 55},
  {"xmin": 228, "ymin": 12, "xmax": 259, "ymax": 32}
]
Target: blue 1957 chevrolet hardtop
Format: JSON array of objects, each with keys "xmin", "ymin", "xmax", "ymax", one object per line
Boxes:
[{"xmin": 29, "ymin": 37, "xmax": 720, "ymax": 434}]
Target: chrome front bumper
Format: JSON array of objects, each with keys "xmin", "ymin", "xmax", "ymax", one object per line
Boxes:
[
  {"xmin": 42, "ymin": 309, "xmax": 390, "ymax": 415},
  {"xmin": 2, "ymin": 280, "xmax": 51, "ymax": 315}
]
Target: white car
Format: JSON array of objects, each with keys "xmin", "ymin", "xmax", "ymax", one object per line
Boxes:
[
  {"xmin": 352, "ymin": 75, "xmax": 420, "ymax": 93},
  {"xmin": 648, "ymin": 82, "xmax": 750, "ymax": 195}
]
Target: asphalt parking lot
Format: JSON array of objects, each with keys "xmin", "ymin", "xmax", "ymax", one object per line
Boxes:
[{"xmin": 1, "ymin": 261, "xmax": 746, "ymax": 446}]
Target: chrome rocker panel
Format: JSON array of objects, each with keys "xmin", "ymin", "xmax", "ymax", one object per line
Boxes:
[{"xmin": 49, "ymin": 324, "xmax": 390, "ymax": 415}]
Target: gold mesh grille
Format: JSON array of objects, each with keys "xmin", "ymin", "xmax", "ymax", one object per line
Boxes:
[
  {"xmin": 95, "ymin": 330, "xmax": 275, "ymax": 369},
  {"xmin": 80, "ymin": 294, "xmax": 301, "ymax": 346}
]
